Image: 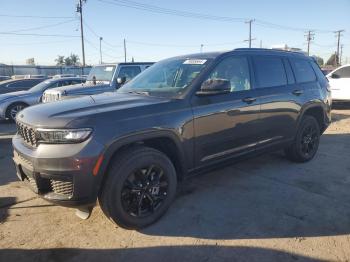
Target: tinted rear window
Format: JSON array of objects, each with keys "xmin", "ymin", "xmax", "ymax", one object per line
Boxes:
[
  {"xmin": 291, "ymin": 59, "xmax": 316, "ymax": 83},
  {"xmin": 253, "ymin": 56, "xmax": 287, "ymax": 88},
  {"xmin": 7, "ymin": 79, "xmax": 43, "ymax": 88}
]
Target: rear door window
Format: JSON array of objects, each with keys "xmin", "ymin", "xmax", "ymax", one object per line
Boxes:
[
  {"xmin": 253, "ymin": 56, "xmax": 287, "ymax": 88},
  {"xmin": 71, "ymin": 79, "xmax": 84, "ymax": 85},
  {"xmin": 6, "ymin": 79, "xmax": 42, "ymax": 88},
  {"xmin": 6, "ymin": 81, "xmax": 26, "ymax": 88},
  {"xmin": 290, "ymin": 59, "xmax": 316, "ymax": 83},
  {"xmin": 118, "ymin": 66, "xmax": 141, "ymax": 81}
]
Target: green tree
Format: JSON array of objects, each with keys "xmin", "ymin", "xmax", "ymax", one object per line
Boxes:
[
  {"xmin": 313, "ymin": 56, "xmax": 324, "ymax": 66},
  {"xmin": 55, "ymin": 54, "xmax": 80, "ymax": 66},
  {"xmin": 64, "ymin": 56, "xmax": 72, "ymax": 66},
  {"xmin": 69, "ymin": 53, "xmax": 80, "ymax": 66},
  {"xmin": 55, "ymin": 55, "xmax": 65, "ymax": 66},
  {"xmin": 326, "ymin": 54, "xmax": 339, "ymax": 66}
]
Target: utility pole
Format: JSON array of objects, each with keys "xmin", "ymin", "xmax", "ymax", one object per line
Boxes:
[
  {"xmin": 335, "ymin": 30, "xmax": 344, "ymax": 66},
  {"xmin": 305, "ymin": 30, "xmax": 315, "ymax": 56},
  {"xmin": 340, "ymin": 44, "xmax": 344, "ymax": 65},
  {"xmin": 245, "ymin": 19, "xmax": 255, "ymax": 48},
  {"xmin": 260, "ymin": 40, "xmax": 262, "ymax": 48},
  {"xmin": 76, "ymin": 0, "xmax": 86, "ymax": 67},
  {"xmin": 200, "ymin": 44, "xmax": 204, "ymax": 53},
  {"xmin": 123, "ymin": 38, "xmax": 127, "ymax": 63},
  {"xmin": 99, "ymin": 37, "xmax": 103, "ymax": 64}
]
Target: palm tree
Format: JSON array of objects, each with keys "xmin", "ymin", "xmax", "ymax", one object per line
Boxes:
[
  {"xmin": 55, "ymin": 55, "xmax": 65, "ymax": 66},
  {"xmin": 69, "ymin": 53, "xmax": 80, "ymax": 66}
]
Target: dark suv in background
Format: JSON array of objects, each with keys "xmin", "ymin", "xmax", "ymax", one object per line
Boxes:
[
  {"xmin": 0, "ymin": 78, "xmax": 46, "ymax": 94},
  {"xmin": 12, "ymin": 48, "xmax": 331, "ymax": 228}
]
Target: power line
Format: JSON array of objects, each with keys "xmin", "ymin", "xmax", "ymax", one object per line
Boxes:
[
  {"xmin": 98, "ymin": 0, "xmax": 246, "ymax": 22},
  {"xmin": 0, "ymin": 14, "xmax": 74, "ymax": 19},
  {"xmin": 0, "ymin": 40, "xmax": 76, "ymax": 46},
  {"xmin": 255, "ymin": 20, "xmax": 333, "ymax": 33},
  {"xmin": 85, "ymin": 38, "xmax": 124, "ymax": 60},
  {"xmin": 313, "ymin": 42, "xmax": 336, "ymax": 48},
  {"xmin": 127, "ymin": 40, "xmax": 244, "ymax": 47},
  {"xmin": 83, "ymin": 21, "xmax": 121, "ymax": 47},
  {"xmin": 3, "ymin": 19, "xmax": 76, "ymax": 33},
  {"xmin": 98, "ymin": 0, "xmax": 335, "ymax": 33},
  {"xmin": 0, "ymin": 32, "xmax": 79, "ymax": 37}
]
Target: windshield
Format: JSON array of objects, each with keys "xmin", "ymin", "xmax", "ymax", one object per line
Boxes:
[
  {"xmin": 87, "ymin": 65, "xmax": 116, "ymax": 82},
  {"xmin": 29, "ymin": 80, "xmax": 51, "ymax": 92},
  {"xmin": 118, "ymin": 58, "xmax": 211, "ymax": 98}
]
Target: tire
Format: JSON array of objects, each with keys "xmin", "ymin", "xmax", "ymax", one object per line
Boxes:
[
  {"xmin": 284, "ymin": 115, "xmax": 320, "ymax": 163},
  {"xmin": 6, "ymin": 103, "xmax": 27, "ymax": 122},
  {"xmin": 99, "ymin": 146, "xmax": 177, "ymax": 229}
]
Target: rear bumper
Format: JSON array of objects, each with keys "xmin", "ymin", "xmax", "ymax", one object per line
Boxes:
[
  {"xmin": 332, "ymin": 99, "xmax": 350, "ymax": 103},
  {"xmin": 12, "ymin": 135, "xmax": 105, "ymax": 207}
]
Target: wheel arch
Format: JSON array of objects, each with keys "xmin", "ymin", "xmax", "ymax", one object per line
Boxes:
[
  {"xmin": 297, "ymin": 103, "xmax": 327, "ymax": 134},
  {"xmin": 96, "ymin": 130, "xmax": 188, "ymax": 195},
  {"xmin": 5, "ymin": 101, "xmax": 30, "ymax": 119}
]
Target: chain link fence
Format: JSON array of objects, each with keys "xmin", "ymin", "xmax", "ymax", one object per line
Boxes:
[{"xmin": 0, "ymin": 64, "xmax": 92, "ymax": 78}]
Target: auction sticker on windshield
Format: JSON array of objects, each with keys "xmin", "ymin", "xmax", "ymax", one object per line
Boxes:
[
  {"xmin": 183, "ymin": 59, "xmax": 207, "ymax": 65},
  {"xmin": 105, "ymin": 67, "xmax": 114, "ymax": 71}
]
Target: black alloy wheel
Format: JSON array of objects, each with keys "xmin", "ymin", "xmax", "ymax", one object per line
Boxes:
[{"xmin": 121, "ymin": 164, "xmax": 169, "ymax": 217}]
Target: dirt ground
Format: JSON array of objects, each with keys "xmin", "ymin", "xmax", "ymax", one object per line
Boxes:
[{"xmin": 1, "ymin": 105, "xmax": 350, "ymax": 262}]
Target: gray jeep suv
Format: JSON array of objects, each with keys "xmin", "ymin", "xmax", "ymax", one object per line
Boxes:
[{"xmin": 12, "ymin": 49, "xmax": 331, "ymax": 228}]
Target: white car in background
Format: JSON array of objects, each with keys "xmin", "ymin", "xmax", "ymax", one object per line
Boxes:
[{"xmin": 327, "ymin": 64, "xmax": 350, "ymax": 102}]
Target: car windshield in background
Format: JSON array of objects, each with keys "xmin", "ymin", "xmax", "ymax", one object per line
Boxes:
[
  {"xmin": 87, "ymin": 65, "xmax": 116, "ymax": 81},
  {"xmin": 118, "ymin": 58, "xmax": 211, "ymax": 98},
  {"xmin": 29, "ymin": 80, "xmax": 51, "ymax": 92}
]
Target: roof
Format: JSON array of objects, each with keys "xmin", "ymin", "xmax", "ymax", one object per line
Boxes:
[
  {"xmin": 48, "ymin": 76, "xmax": 85, "ymax": 82},
  {"xmin": 169, "ymin": 48, "xmax": 308, "ymax": 61},
  {"xmin": 0, "ymin": 78, "xmax": 44, "ymax": 85},
  {"xmin": 233, "ymin": 48, "xmax": 307, "ymax": 57}
]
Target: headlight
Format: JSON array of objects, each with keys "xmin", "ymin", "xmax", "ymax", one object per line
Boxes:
[{"xmin": 36, "ymin": 128, "xmax": 92, "ymax": 144}]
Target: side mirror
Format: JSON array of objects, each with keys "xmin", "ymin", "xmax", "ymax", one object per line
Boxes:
[
  {"xmin": 117, "ymin": 76, "xmax": 126, "ymax": 85},
  {"xmin": 331, "ymin": 73, "xmax": 340, "ymax": 79},
  {"xmin": 196, "ymin": 79, "xmax": 231, "ymax": 96}
]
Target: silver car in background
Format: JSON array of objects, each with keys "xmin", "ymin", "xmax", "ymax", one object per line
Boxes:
[{"xmin": 0, "ymin": 77, "xmax": 85, "ymax": 121}]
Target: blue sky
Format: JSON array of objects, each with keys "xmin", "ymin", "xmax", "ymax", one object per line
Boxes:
[{"xmin": 0, "ymin": 0, "xmax": 349, "ymax": 65}]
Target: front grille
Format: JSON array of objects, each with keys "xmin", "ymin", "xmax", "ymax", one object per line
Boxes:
[
  {"xmin": 50, "ymin": 179, "xmax": 73, "ymax": 197},
  {"xmin": 16, "ymin": 151, "xmax": 33, "ymax": 168},
  {"xmin": 27, "ymin": 176, "xmax": 39, "ymax": 193},
  {"xmin": 16, "ymin": 122, "xmax": 38, "ymax": 147}
]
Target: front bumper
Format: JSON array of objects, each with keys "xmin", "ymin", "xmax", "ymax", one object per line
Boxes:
[{"xmin": 12, "ymin": 135, "xmax": 105, "ymax": 207}]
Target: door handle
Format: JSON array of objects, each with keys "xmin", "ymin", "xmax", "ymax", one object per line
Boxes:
[
  {"xmin": 292, "ymin": 89, "xmax": 304, "ymax": 96},
  {"xmin": 242, "ymin": 97, "xmax": 256, "ymax": 104}
]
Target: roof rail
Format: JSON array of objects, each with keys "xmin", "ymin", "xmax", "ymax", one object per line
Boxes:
[{"xmin": 233, "ymin": 48, "xmax": 306, "ymax": 56}]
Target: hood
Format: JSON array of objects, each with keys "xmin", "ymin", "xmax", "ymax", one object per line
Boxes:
[
  {"xmin": 45, "ymin": 82, "xmax": 110, "ymax": 95},
  {"xmin": 0, "ymin": 90, "xmax": 31, "ymax": 101},
  {"xmin": 17, "ymin": 92, "xmax": 169, "ymax": 128}
]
